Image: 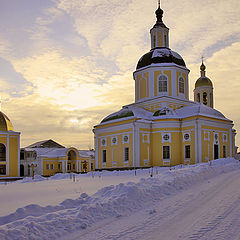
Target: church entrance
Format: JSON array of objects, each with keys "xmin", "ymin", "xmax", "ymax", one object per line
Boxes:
[
  {"xmin": 214, "ymin": 144, "xmax": 219, "ymax": 159},
  {"xmin": 20, "ymin": 164, "xmax": 24, "ymax": 176}
]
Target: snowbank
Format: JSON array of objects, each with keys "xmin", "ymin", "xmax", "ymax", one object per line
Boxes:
[{"xmin": 0, "ymin": 158, "xmax": 239, "ymax": 240}]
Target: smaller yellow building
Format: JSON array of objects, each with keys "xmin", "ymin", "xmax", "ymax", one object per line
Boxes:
[
  {"xmin": 20, "ymin": 140, "xmax": 94, "ymax": 177},
  {"xmin": 0, "ymin": 111, "xmax": 20, "ymax": 178}
]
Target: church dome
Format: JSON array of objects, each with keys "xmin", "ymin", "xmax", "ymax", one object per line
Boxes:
[
  {"xmin": 136, "ymin": 47, "xmax": 186, "ymax": 70},
  {"xmin": 0, "ymin": 111, "xmax": 14, "ymax": 131},
  {"xmin": 195, "ymin": 63, "xmax": 213, "ymax": 88},
  {"xmin": 195, "ymin": 77, "xmax": 213, "ymax": 88}
]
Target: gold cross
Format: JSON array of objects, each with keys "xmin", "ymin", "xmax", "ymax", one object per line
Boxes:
[
  {"xmin": 201, "ymin": 56, "xmax": 205, "ymax": 63},
  {"xmin": 158, "ymin": 0, "xmax": 160, "ymax": 8}
]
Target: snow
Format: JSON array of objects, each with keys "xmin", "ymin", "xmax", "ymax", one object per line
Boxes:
[
  {"xmin": 0, "ymin": 158, "xmax": 240, "ymax": 240},
  {"xmin": 152, "ymin": 48, "xmax": 171, "ymax": 58}
]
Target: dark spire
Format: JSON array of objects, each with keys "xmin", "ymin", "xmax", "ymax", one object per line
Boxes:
[{"xmin": 154, "ymin": 0, "xmax": 167, "ymax": 28}]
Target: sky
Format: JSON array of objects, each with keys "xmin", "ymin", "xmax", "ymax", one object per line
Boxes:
[{"xmin": 0, "ymin": 0, "xmax": 239, "ymax": 149}]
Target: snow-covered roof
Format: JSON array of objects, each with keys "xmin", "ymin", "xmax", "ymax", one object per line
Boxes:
[
  {"xmin": 175, "ymin": 103, "xmax": 230, "ymax": 121},
  {"xmin": 23, "ymin": 147, "xmax": 94, "ymax": 159},
  {"xmin": 99, "ymin": 102, "xmax": 231, "ymax": 125}
]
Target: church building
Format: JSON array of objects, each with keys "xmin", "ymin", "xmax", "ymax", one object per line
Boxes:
[
  {"xmin": 0, "ymin": 111, "xmax": 20, "ymax": 178},
  {"xmin": 93, "ymin": 4, "xmax": 237, "ymax": 170}
]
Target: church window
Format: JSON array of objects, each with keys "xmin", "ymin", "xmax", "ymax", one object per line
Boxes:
[
  {"xmin": 102, "ymin": 150, "xmax": 106, "ymax": 163},
  {"xmin": 101, "ymin": 139, "xmax": 106, "ymax": 146},
  {"xmin": 46, "ymin": 164, "xmax": 49, "ymax": 170},
  {"xmin": 163, "ymin": 134, "xmax": 169, "ymax": 141},
  {"xmin": 112, "ymin": 137, "xmax": 117, "ymax": 144},
  {"xmin": 184, "ymin": 133, "xmax": 190, "ymax": 141},
  {"xmin": 0, "ymin": 165, "xmax": 6, "ymax": 175},
  {"xmin": 124, "ymin": 147, "xmax": 129, "ymax": 162},
  {"xmin": 58, "ymin": 163, "xmax": 61, "ymax": 170},
  {"xmin": 123, "ymin": 135, "xmax": 128, "ymax": 143},
  {"xmin": 73, "ymin": 164, "xmax": 75, "ymax": 170},
  {"xmin": 159, "ymin": 75, "xmax": 168, "ymax": 92},
  {"xmin": 163, "ymin": 146, "xmax": 170, "ymax": 159},
  {"xmin": 179, "ymin": 77, "xmax": 184, "ymax": 94},
  {"xmin": 223, "ymin": 145, "xmax": 227, "ymax": 158},
  {"xmin": 50, "ymin": 164, "xmax": 54, "ymax": 170},
  {"xmin": 164, "ymin": 35, "xmax": 167, "ymax": 46},
  {"xmin": 0, "ymin": 144, "xmax": 6, "ymax": 162},
  {"xmin": 153, "ymin": 35, "xmax": 156, "ymax": 48},
  {"xmin": 197, "ymin": 93, "xmax": 200, "ymax": 102},
  {"xmin": 185, "ymin": 145, "xmax": 190, "ymax": 159},
  {"xmin": 203, "ymin": 92, "xmax": 208, "ymax": 105}
]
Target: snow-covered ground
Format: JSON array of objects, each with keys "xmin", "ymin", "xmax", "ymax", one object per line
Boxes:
[{"xmin": 0, "ymin": 158, "xmax": 240, "ymax": 240}]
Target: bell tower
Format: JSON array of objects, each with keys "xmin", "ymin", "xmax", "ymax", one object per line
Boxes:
[{"xmin": 194, "ymin": 60, "xmax": 214, "ymax": 108}]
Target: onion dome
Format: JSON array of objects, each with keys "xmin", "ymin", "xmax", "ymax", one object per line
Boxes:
[
  {"xmin": 136, "ymin": 47, "xmax": 186, "ymax": 70},
  {"xmin": 195, "ymin": 62, "xmax": 213, "ymax": 88},
  {"xmin": 154, "ymin": 6, "xmax": 167, "ymax": 28},
  {"xmin": 0, "ymin": 111, "xmax": 14, "ymax": 131}
]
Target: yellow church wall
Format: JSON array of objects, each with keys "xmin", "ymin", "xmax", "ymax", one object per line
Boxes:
[
  {"xmin": 9, "ymin": 136, "xmax": 18, "ymax": 177},
  {"xmin": 139, "ymin": 131, "xmax": 151, "ymax": 167},
  {"xmin": 98, "ymin": 129, "xmax": 133, "ymax": 169},
  {"xmin": 151, "ymin": 129, "xmax": 182, "ymax": 166},
  {"xmin": 201, "ymin": 125, "xmax": 230, "ymax": 161},
  {"xmin": 136, "ymin": 72, "xmax": 149, "ymax": 100}
]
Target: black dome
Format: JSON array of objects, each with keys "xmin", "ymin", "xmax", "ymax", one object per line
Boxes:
[{"xmin": 136, "ymin": 47, "xmax": 186, "ymax": 70}]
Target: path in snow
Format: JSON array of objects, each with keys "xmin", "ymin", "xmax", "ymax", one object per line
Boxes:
[{"xmin": 68, "ymin": 168, "xmax": 240, "ymax": 240}]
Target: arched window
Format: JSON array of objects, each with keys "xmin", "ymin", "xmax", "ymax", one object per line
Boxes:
[
  {"xmin": 0, "ymin": 144, "xmax": 6, "ymax": 161},
  {"xmin": 179, "ymin": 77, "xmax": 184, "ymax": 94},
  {"xmin": 203, "ymin": 92, "xmax": 208, "ymax": 105},
  {"xmin": 68, "ymin": 150, "xmax": 77, "ymax": 160},
  {"xmin": 158, "ymin": 75, "xmax": 168, "ymax": 93},
  {"xmin": 197, "ymin": 93, "xmax": 200, "ymax": 102}
]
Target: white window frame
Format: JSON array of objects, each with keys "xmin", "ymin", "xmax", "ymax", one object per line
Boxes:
[
  {"xmin": 163, "ymin": 146, "xmax": 170, "ymax": 160},
  {"xmin": 143, "ymin": 133, "xmax": 149, "ymax": 143},
  {"xmin": 162, "ymin": 133, "xmax": 171, "ymax": 143},
  {"xmin": 46, "ymin": 164, "xmax": 50, "ymax": 170},
  {"xmin": 214, "ymin": 132, "xmax": 219, "ymax": 144},
  {"xmin": 50, "ymin": 164, "xmax": 54, "ymax": 170},
  {"xmin": 101, "ymin": 137, "xmax": 107, "ymax": 147},
  {"xmin": 183, "ymin": 132, "xmax": 191, "ymax": 142},
  {"xmin": 204, "ymin": 131, "xmax": 210, "ymax": 141},
  {"xmin": 158, "ymin": 75, "xmax": 168, "ymax": 94},
  {"xmin": 223, "ymin": 133, "xmax": 228, "ymax": 143},
  {"xmin": 111, "ymin": 136, "xmax": 118, "ymax": 146},
  {"xmin": 122, "ymin": 134, "xmax": 129, "ymax": 144}
]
